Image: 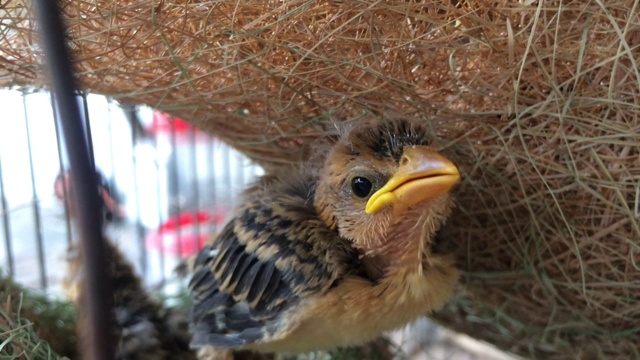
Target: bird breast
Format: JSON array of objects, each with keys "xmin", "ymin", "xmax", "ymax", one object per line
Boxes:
[{"xmin": 246, "ymin": 255, "xmax": 459, "ymax": 353}]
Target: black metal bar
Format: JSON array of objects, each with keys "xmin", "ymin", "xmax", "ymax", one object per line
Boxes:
[
  {"xmin": 32, "ymin": 1, "xmax": 115, "ymax": 360},
  {"xmin": 51, "ymin": 93, "xmax": 73, "ymax": 246},
  {"xmin": 22, "ymin": 93, "xmax": 47, "ymax": 290},
  {"xmin": 0, "ymin": 156, "xmax": 15, "ymax": 277}
]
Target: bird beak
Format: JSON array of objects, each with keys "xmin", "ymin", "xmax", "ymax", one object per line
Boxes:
[{"xmin": 365, "ymin": 146, "xmax": 460, "ymax": 214}]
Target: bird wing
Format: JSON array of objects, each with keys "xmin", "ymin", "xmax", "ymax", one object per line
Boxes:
[{"xmin": 189, "ymin": 172, "xmax": 361, "ymax": 348}]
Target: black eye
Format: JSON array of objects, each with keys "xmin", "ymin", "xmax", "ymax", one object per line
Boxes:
[{"xmin": 351, "ymin": 176, "xmax": 373, "ymax": 198}]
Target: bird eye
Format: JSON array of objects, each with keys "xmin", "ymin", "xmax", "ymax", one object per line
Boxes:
[{"xmin": 351, "ymin": 176, "xmax": 373, "ymax": 198}]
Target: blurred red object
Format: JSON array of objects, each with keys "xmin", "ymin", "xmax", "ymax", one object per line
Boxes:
[
  {"xmin": 148, "ymin": 111, "xmax": 194, "ymax": 134},
  {"xmin": 145, "ymin": 210, "xmax": 227, "ymax": 257}
]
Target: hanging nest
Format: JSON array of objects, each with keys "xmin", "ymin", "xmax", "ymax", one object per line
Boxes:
[{"xmin": 1, "ymin": 1, "xmax": 639, "ymax": 359}]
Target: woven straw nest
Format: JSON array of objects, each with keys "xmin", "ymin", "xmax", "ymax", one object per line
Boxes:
[{"xmin": 1, "ymin": 1, "xmax": 639, "ymax": 359}]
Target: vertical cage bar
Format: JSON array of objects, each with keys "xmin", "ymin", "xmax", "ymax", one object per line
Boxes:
[
  {"xmin": 0, "ymin": 157, "xmax": 15, "ymax": 277},
  {"xmin": 222, "ymin": 145, "xmax": 232, "ymax": 200},
  {"xmin": 32, "ymin": 1, "xmax": 115, "ymax": 359},
  {"xmin": 206, "ymin": 138, "xmax": 217, "ymax": 235},
  {"xmin": 168, "ymin": 118, "xmax": 182, "ymax": 258},
  {"xmin": 81, "ymin": 92, "xmax": 96, "ymax": 170},
  {"xmin": 51, "ymin": 93, "xmax": 73, "ymax": 246},
  {"xmin": 105, "ymin": 99, "xmax": 118, "ymax": 229},
  {"xmin": 238, "ymin": 154, "xmax": 246, "ymax": 188},
  {"xmin": 152, "ymin": 120, "xmax": 166, "ymax": 284},
  {"xmin": 107, "ymin": 99, "xmax": 117, "ymax": 182},
  {"xmin": 155, "ymin": 181, "xmax": 166, "ymax": 284},
  {"xmin": 124, "ymin": 104, "xmax": 147, "ymax": 277},
  {"xmin": 22, "ymin": 93, "xmax": 47, "ymax": 290},
  {"xmin": 189, "ymin": 127, "xmax": 201, "ymax": 251}
]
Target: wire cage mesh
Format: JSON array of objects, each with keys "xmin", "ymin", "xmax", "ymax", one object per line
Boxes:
[{"xmin": 0, "ymin": 88, "xmax": 264, "ymax": 295}]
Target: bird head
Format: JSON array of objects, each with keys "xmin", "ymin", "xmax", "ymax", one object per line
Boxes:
[{"xmin": 315, "ymin": 119, "xmax": 460, "ymax": 262}]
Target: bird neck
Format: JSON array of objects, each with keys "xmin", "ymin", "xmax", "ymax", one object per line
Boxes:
[
  {"xmin": 358, "ymin": 207, "xmax": 432, "ymax": 277},
  {"xmin": 388, "ymin": 208, "xmax": 433, "ymax": 274},
  {"xmin": 368, "ymin": 197, "xmax": 453, "ymax": 277}
]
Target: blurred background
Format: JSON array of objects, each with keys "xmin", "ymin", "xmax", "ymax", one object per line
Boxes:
[{"xmin": 0, "ymin": 89, "xmax": 263, "ymax": 293}]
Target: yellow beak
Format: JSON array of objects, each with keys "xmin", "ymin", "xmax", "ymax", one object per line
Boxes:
[{"xmin": 365, "ymin": 146, "xmax": 460, "ymax": 214}]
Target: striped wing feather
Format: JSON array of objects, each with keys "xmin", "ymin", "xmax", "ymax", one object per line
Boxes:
[{"xmin": 189, "ymin": 172, "xmax": 361, "ymax": 348}]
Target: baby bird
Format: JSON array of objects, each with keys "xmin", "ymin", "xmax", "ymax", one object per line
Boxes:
[
  {"xmin": 58, "ymin": 173, "xmax": 195, "ymax": 359},
  {"xmin": 189, "ymin": 119, "xmax": 461, "ymax": 355},
  {"xmin": 64, "ymin": 240, "xmax": 196, "ymax": 360}
]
